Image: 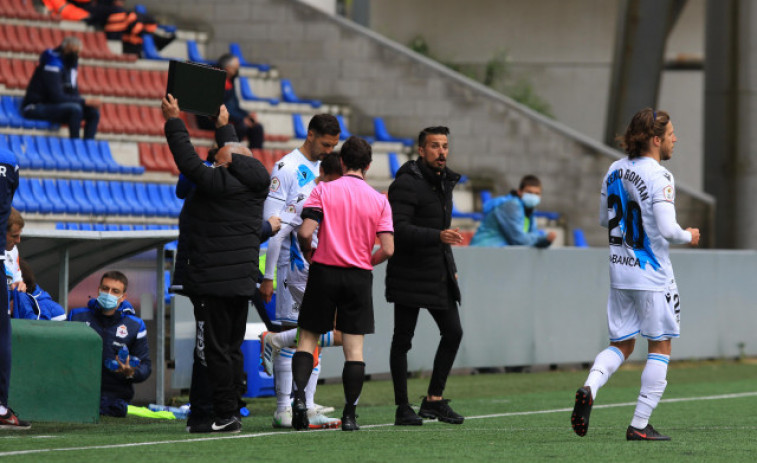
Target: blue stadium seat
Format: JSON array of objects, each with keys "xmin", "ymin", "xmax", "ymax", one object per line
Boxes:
[
  {"xmin": 229, "ymin": 43, "xmax": 271, "ymax": 72},
  {"xmin": 239, "ymin": 76, "xmax": 279, "ymax": 105},
  {"xmin": 96, "ymin": 181, "xmax": 122, "ymax": 215},
  {"xmin": 11, "ymin": 178, "xmax": 29, "ymax": 212},
  {"xmin": 85, "ymin": 140, "xmax": 117, "ymax": 174},
  {"xmin": 105, "ymin": 224, "xmax": 120, "ymax": 231},
  {"xmin": 52, "ymin": 179, "xmax": 81, "ymax": 214},
  {"xmin": 67, "ymin": 222, "xmax": 81, "ymax": 230},
  {"xmin": 533, "ymin": 211, "xmax": 560, "ymax": 221},
  {"xmin": 480, "ymin": 190, "xmax": 492, "ymax": 207},
  {"xmin": 33, "ymin": 136, "xmax": 59, "ymax": 170},
  {"xmin": 120, "ymin": 182, "xmax": 144, "ymax": 215},
  {"xmin": 280, "ymin": 79, "xmax": 321, "ymax": 108},
  {"xmin": 388, "ymin": 152, "xmax": 401, "ymax": 178},
  {"xmin": 0, "ymin": 98, "xmax": 10, "ymax": 127},
  {"xmin": 119, "ymin": 224, "xmax": 134, "ymax": 231},
  {"xmin": 0, "ymin": 134, "xmax": 7, "ymax": 151},
  {"xmin": 573, "ymin": 228, "xmax": 589, "ymax": 247},
  {"xmin": 133, "ymin": 182, "xmax": 159, "ymax": 216},
  {"xmin": 109, "ymin": 181, "xmax": 134, "ymax": 216},
  {"xmin": 133, "ymin": 224, "xmax": 146, "ymax": 231},
  {"xmin": 186, "ymin": 40, "xmax": 214, "ymax": 65},
  {"xmin": 147, "ymin": 183, "xmax": 172, "ymax": 216},
  {"xmin": 146, "ymin": 224, "xmax": 161, "ymax": 230},
  {"xmin": 94, "ymin": 223, "xmax": 107, "ymax": 231},
  {"xmin": 292, "ymin": 114, "xmax": 307, "ymax": 139},
  {"xmin": 72, "ymin": 139, "xmax": 97, "ymax": 172},
  {"xmin": 28, "ymin": 178, "xmax": 53, "ymax": 214},
  {"xmin": 80, "ymin": 223, "xmax": 93, "ymax": 231},
  {"xmin": 451, "ymin": 203, "xmax": 483, "ymax": 221},
  {"xmin": 373, "ymin": 117, "xmax": 413, "ymax": 146},
  {"xmin": 55, "ymin": 222, "xmax": 66, "ymax": 230},
  {"xmin": 142, "ymin": 34, "xmax": 170, "ymax": 61},
  {"xmin": 83, "ymin": 180, "xmax": 108, "ymax": 215},
  {"xmin": 4, "ymin": 96, "xmax": 47, "ymax": 130},
  {"xmin": 7, "ymin": 134, "xmax": 31, "ymax": 170},
  {"xmin": 20, "ymin": 135, "xmax": 45, "ymax": 170},
  {"xmin": 42, "ymin": 179, "xmax": 67, "ymax": 214},
  {"xmin": 160, "ymin": 183, "xmax": 182, "ymax": 216},
  {"xmin": 59, "ymin": 179, "xmax": 93, "ymax": 215},
  {"xmin": 60, "ymin": 138, "xmax": 86, "ymax": 171},
  {"xmin": 336, "ymin": 115, "xmax": 351, "ymax": 140},
  {"xmin": 98, "ymin": 140, "xmax": 142, "ymax": 175},
  {"xmin": 44, "ymin": 137, "xmax": 73, "ymax": 171}
]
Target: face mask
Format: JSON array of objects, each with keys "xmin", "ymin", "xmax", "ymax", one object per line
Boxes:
[
  {"xmin": 521, "ymin": 192, "xmax": 541, "ymax": 209},
  {"xmin": 97, "ymin": 292, "xmax": 120, "ymax": 310}
]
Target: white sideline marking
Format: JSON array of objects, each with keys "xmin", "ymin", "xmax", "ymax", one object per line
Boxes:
[{"xmin": 1, "ymin": 391, "xmax": 756, "ymax": 457}]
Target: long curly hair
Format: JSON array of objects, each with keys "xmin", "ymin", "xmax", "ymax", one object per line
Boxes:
[{"xmin": 618, "ymin": 108, "xmax": 670, "ymax": 159}]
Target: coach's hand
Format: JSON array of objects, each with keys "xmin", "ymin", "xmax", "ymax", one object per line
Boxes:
[
  {"xmin": 161, "ymin": 94, "xmax": 180, "ymax": 120},
  {"xmin": 259, "ymin": 279, "xmax": 274, "ymax": 303},
  {"xmin": 687, "ymin": 228, "xmax": 700, "ymax": 247},
  {"xmin": 440, "ymin": 228, "xmax": 463, "ymax": 245},
  {"xmin": 216, "ymin": 104, "xmax": 229, "ymax": 128}
]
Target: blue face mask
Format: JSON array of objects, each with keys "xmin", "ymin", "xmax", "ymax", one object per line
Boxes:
[
  {"xmin": 521, "ymin": 192, "xmax": 541, "ymax": 209},
  {"xmin": 97, "ymin": 292, "xmax": 120, "ymax": 310}
]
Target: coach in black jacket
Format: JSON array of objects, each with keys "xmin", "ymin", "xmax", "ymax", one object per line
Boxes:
[
  {"xmin": 162, "ymin": 95, "xmax": 269, "ymax": 433},
  {"xmin": 386, "ymin": 126, "xmax": 466, "ymax": 426}
]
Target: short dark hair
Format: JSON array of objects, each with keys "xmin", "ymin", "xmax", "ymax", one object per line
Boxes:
[
  {"xmin": 620, "ymin": 107, "xmax": 671, "ymax": 159},
  {"xmin": 217, "ymin": 53, "xmax": 237, "ymax": 70},
  {"xmin": 19, "ymin": 259, "xmax": 36, "ymax": 294},
  {"xmin": 418, "ymin": 126, "xmax": 450, "ymax": 148},
  {"xmin": 100, "ymin": 270, "xmax": 128, "ymax": 293},
  {"xmin": 307, "ymin": 114, "xmax": 340, "ymax": 137},
  {"xmin": 519, "ymin": 175, "xmax": 541, "ymax": 191},
  {"xmin": 339, "ymin": 136, "xmax": 372, "ymax": 171},
  {"xmin": 320, "ymin": 152, "xmax": 342, "ymax": 177}
]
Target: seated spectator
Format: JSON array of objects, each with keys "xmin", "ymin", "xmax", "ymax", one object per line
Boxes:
[
  {"xmin": 21, "ymin": 37, "xmax": 101, "ymax": 140},
  {"xmin": 11, "ymin": 260, "xmax": 65, "ymax": 321},
  {"xmin": 198, "ymin": 55, "xmax": 265, "ymax": 149},
  {"xmin": 470, "ymin": 175, "xmax": 556, "ymax": 248},
  {"xmin": 68, "ymin": 271, "xmax": 151, "ymax": 417},
  {"xmin": 4, "ymin": 208, "xmax": 25, "ymax": 294}
]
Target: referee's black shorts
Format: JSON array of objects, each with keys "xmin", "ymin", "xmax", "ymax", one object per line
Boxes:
[{"xmin": 297, "ymin": 262, "xmax": 374, "ymax": 335}]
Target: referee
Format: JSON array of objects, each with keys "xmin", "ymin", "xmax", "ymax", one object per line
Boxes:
[{"xmin": 289, "ymin": 136, "xmax": 394, "ymax": 431}]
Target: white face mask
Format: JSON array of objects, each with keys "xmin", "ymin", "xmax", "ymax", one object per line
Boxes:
[{"xmin": 521, "ymin": 192, "xmax": 541, "ymax": 209}]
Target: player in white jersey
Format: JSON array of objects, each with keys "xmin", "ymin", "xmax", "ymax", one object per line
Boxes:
[
  {"xmin": 571, "ymin": 108, "xmax": 700, "ymax": 441},
  {"xmin": 5, "ymin": 208, "xmax": 24, "ymax": 293},
  {"xmin": 259, "ymin": 114, "xmax": 341, "ymax": 429}
]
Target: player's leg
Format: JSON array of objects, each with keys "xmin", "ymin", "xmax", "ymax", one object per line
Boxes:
[
  {"xmin": 627, "ymin": 288, "xmax": 678, "ymax": 441},
  {"xmin": 291, "ymin": 328, "xmax": 319, "ymax": 430},
  {"xmin": 0, "ymin": 279, "xmax": 30, "ymax": 430},
  {"xmin": 304, "ymin": 353, "xmax": 341, "ymax": 429},
  {"xmin": 340, "ymin": 333, "xmax": 365, "ymax": 431},
  {"xmin": 572, "ymin": 288, "xmax": 638, "ymax": 437}
]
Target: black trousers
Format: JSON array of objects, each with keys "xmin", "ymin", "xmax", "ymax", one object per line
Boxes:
[
  {"xmin": 390, "ymin": 301, "xmax": 463, "ymax": 405},
  {"xmin": 189, "ymin": 295, "xmax": 248, "ymax": 421}
]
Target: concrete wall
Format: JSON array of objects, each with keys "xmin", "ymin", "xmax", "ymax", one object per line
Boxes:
[
  {"xmin": 138, "ymin": 0, "xmax": 713, "ymax": 247},
  {"xmin": 170, "ymin": 247, "xmax": 757, "ymax": 387}
]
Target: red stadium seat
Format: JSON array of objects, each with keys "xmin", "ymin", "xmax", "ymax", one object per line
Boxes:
[
  {"xmin": 38, "ymin": 26, "xmax": 55, "ymax": 50},
  {"xmin": 4, "ymin": 25, "xmax": 25, "ymax": 53},
  {"xmin": 160, "ymin": 144, "xmax": 180, "ymax": 176},
  {"xmin": 21, "ymin": 59, "xmax": 36, "ymax": 85},
  {"xmin": 98, "ymin": 103, "xmax": 116, "ymax": 133},
  {"xmin": 104, "ymin": 67, "xmax": 127, "ymax": 97},
  {"xmin": 7, "ymin": 59, "xmax": 26, "ymax": 89},
  {"xmin": 117, "ymin": 104, "xmax": 139, "ymax": 134},
  {"xmin": 196, "ymin": 146, "xmax": 209, "ymax": 161},
  {"xmin": 138, "ymin": 142, "xmax": 161, "ymax": 172},
  {"xmin": 26, "ymin": 25, "xmax": 46, "ymax": 53}
]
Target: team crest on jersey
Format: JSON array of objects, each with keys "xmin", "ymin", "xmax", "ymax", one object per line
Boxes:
[
  {"xmin": 297, "ymin": 164, "xmax": 316, "ymax": 187},
  {"xmin": 270, "ymin": 177, "xmax": 281, "ymax": 192},
  {"xmin": 663, "ymin": 185, "xmax": 674, "ymax": 202},
  {"xmin": 116, "ymin": 324, "xmax": 128, "ymax": 338},
  {"xmin": 286, "ymin": 205, "xmax": 296, "ymax": 214}
]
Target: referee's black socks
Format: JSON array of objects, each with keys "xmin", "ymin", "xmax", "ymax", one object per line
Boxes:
[
  {"xmin": 292, "ymin": 351, "xmax": 314, "ymax": 404},
  {"xmin": 342, "ymin": 361, "xmax": 366, "ymax": 417}
]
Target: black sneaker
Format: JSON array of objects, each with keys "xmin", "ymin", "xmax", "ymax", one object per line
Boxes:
[
  {"xmin": 571, "ymin": 386, "xmax": 593, "ymax": 437},
  {"xmin": 0, "ymin": 408, "xmax": 31, "ymax": 430},
  {"xmin": 341, "ymin": 414, "xmax": 360, "ymax": 431},
  {"xmin": 626, "ymin": 424, "xmax": 671, "ymax": 441},
  {"xmin": 395, "ymin": 403, "xmax": 423, "ymax": 426},
  {"xmin": 418, "ymin": 398, "xmax": 464, "ymax": 424},
  {"xmin": 187, "ymin": 420, "xmax": 213, "ymax": 433},
  {"xmin": 210, "ymin": 416, "xmax": 242, "ymax": 433},
  {"xmin": 292, "ymin": 399, "xmax": 309, "ymax": 431}
]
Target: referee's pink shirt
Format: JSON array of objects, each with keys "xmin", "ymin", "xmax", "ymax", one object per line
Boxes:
[{"xmin": 303, "ymin": 175, "xmax": 393, "ymax": 271}]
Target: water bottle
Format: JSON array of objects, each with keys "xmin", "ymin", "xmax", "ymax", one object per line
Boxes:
[
  {"xmin": 148, "ymin": 403, "xmax": 190, "ymax": 420},
  {"xmin": 118, "ymin": 345, "xmax": 129, "ymax": 364},
  {"xmin": 104, "ymin": 359, "xmax": 119, "ymax": 371},
  {"xmin": 129, "ymin": 356, "xmax": 141, "ymax": 368}
]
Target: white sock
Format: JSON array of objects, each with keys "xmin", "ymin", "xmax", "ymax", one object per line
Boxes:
[
  {"xmin": 274, "ymin": 347, "xmax": 295, "ymax": 411},
  {"xmin": 305, "ymin": 355, "xmax": 322, "ymax": 409},
  {"xmin": 318, "ymin": 331, "xmax": 336, "ymax": 347},
  {"xmin": 630, "ymin": 353, "xmax": 669, "ymax": 429},
  {"xmin": 584, "ymin": 346, "xmax": 625, "ymax": 399},
  {"xmin": 0, "ymin": 405, "xmax": 7, "ymax": 415},
  {"xmin": 276, "ymin": 329, "xmax": 298, "ymax": 349}
]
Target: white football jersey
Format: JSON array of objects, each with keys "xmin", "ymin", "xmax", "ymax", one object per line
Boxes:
[{"xmin": 601, "ymin": 156, "xmax": 678, "ymax": 291}]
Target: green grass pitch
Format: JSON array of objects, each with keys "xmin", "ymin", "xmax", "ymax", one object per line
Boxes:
[{"xmin": 1, "ymin": 360, "xmax": 756, "ymax": 462}]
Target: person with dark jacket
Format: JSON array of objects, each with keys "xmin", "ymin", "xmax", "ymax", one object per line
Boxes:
[
  {"xmin": 162, "ymin": 94, "xmax": 270, "ymax": 434},
  {"xmin": 68, "ymin": 271, "xmax": 152, "ymax": 417},
  {"xmin": 22, "ymin": 37, "xmax": 101, "ymax": 139},
  {"xmin": 198, "ymin": 54, "xmax": 264, "ymax": 149},
  {"xmin": 386, "ymin": 126, "xmax": 466, "ymax": 427}
]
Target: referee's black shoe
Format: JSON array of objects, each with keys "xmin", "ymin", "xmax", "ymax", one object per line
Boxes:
[
  {"xmin": 626, "ymin": 424, "xmax": 671, "ymax": 441},
  {"xmin": 571, "ymin": 386, "xmax": 593, "ymax": 437},
  {"xmin": 418, "ymin": 398, "xmax": 464, "ymax": 424},
  {"xmin": 292, "ymin": 399, "xmax": 309, "ymax": 431},
  {"xmin": 341, "ymin": 414, "xmax": 360, "ymax": 431},
  {"xmin": 395, "ymin": 403, "xmax": 423, "ymax": 426}
]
